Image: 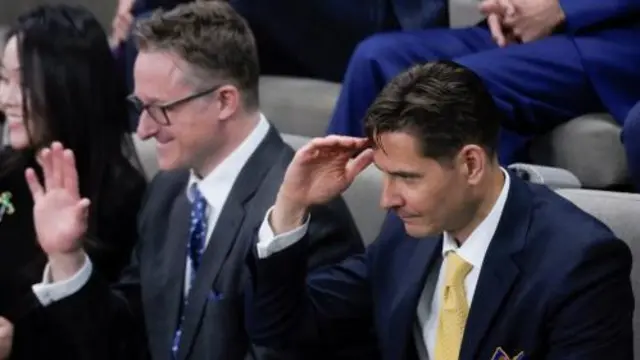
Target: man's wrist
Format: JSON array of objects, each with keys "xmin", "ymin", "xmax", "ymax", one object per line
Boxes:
[
  {"xmin": 48, "ymin": 251, "xmax": 86, "ymax": 283},
  {"xmin": 270, "ymin": 194, "xmax": 309, "ymax": 235}
]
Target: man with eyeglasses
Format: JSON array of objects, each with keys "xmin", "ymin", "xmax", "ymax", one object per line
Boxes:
[{"xmin": 23, "ymin": 2, "xmax": 371, "ymax": 360}]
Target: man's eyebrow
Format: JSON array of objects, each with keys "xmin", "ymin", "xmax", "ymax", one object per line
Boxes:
[{"xmin": 372, "ymin": 163, "xmax": 422, "ymax": 178}]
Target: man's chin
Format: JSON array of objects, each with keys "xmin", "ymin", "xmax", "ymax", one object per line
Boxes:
[
  {"xmin": 403, "ymin": 222, "xmax": 437, "ymax": 239},
  {"xmin": 156, "ymin": 156, "xmax": 183, "ymax": 172}
]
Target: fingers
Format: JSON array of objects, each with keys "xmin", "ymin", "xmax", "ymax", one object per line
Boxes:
[
  {"xmin": 479, "ymin": 0, "xmax": 504, "ymax": 15},
  {"xmin": 345, "ymin": 148, "xmax": 374, "ymax": 182},
  {"xmin": 487, "ymin": 14, "xmax": 507, "ymax": 47},
  {"xmin": 50, "ymin": 142, "xmax": 64, "ymax": 189},
  {"xmin": 35, "ymin": 142, "xmax": 76, "ymax": 194},
  {"xmin": 498, "ymin": 0, "xmax": 515, "ymax": 16},
  {"xmin": 298, "ymin": 135, "xmax": 368, "ymax": 161},
  {"xmin": 62, "ymin": 149, "xmax": 80, "ymax": 196},
  {"xmin": 25, "ymin": 168, "xmax": 44, "ymax": 201}
]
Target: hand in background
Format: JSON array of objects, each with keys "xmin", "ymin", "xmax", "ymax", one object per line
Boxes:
[
  {"xmin": 482, "ymin": 0, "xmax": 565, "ymax": 44},
  {"xmin": 480, "ymin": 0, "xmax": 517, "ymax": 47},
  {"xmin": 0, "ymin": 317, "xmax": 13, "ymax": 360},
  {"xmin": 109, "ymin": 0, "xmax": 136, "ymax": 48},
  {"xmin": 25, "ymin": 142, "xmax": 90, "ymax": 282},
  {"xmin": 271, "ymin": 136, "xmax": 373, "ymax": 234},
  {"xmin": 109, "ymin": 12, "xmax": 134, "ymax": 49}
]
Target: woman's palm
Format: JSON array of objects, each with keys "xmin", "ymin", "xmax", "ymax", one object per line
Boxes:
[
  {"xmin": 33, "ymin": 187, "xmax": 87, "ymax": 255},
  {"xmin": 25, "ymin": 143, "xmax": 90, "ymax": 257}
]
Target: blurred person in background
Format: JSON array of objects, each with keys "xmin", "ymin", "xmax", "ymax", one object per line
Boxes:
[
  {"xmin": 0, "ymin": 4, "xmax": 146, "ymax": 359},
  {"xmin": 326, "ymin": 0, "xmax": 640, "ymax": 168}
]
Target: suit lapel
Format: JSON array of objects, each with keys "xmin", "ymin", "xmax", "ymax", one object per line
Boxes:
[
  {"xmin": 459, "ymin": 175, "xmax": 532, "ymax": 360},
  {"xmin": 388, "ymin": 235, "xmax": 442, "ymax": 360},
  {"xmin": 177, "ymin": 127, "xmax": 287, "ymax": 360},
  {"xmin": 160, "ymin": 191, "xmax": 191, "ymax": 360}
]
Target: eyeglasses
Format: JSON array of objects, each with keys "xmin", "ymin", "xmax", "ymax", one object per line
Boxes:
[{"xmin": 127, "ymin": 85, "xmax": 222, "ymax": 126}]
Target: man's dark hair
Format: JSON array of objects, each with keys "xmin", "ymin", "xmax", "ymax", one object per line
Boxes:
[
  {"xmin": 364, "ymin": 60, "xmax": 501, "ymax": 161},
  {"xmin": 133, "ymin": 1, "xmax": 260, "ymax": 109}
]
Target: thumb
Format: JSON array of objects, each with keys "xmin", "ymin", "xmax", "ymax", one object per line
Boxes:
[
  {"xmin": 75, "ymin": 198, "xmax": 91, "ymax": 218},
  {"xmin": 345, "ymin": 148, "xmax": 374, "ymax": 183}
]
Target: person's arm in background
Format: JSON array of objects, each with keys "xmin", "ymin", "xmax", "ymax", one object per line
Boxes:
[
  {"xmin": 109, "ymin": 0, "xmax": 136, "ymax": 49},
  {"xmin": 559, "ymin": 0, "xmax": 640, "ymax": 33}
]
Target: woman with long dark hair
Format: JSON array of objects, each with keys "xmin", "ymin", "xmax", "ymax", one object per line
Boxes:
[{"xmin": 0, "ymin": 5, "xmax": 146, "ymax": 358}]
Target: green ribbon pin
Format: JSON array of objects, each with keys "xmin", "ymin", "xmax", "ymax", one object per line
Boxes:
[{"xmin": 0, "ymin": 191, "xmax": 15, "ymax": 222}]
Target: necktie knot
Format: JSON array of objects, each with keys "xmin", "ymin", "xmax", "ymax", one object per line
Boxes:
[{"xmin": 443, "ymin": 252, "xmax": 472, "ymax": 288}]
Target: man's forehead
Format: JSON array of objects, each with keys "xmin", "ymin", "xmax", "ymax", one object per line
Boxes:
[{"xmin": 134, "ymin": 51, "xmax": 190, "ymax": 99}]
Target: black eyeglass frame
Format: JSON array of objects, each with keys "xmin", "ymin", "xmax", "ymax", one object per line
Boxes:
[{"xmin": 127, "ymin": 84, "xmax": 222, "ymax": 126}]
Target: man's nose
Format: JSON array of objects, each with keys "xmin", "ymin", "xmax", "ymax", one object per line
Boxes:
[{"xmin": 136, "ymin": 111, "xmax": 159, "ymax": 140}]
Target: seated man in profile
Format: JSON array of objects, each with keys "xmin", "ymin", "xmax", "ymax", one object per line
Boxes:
[{"xmin": 245, "ymin": 61, "xmax": 634, "ymax": 360}]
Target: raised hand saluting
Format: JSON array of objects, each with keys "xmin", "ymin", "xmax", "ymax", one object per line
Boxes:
[
  {"xmin": 25, "ymin": 142, "xmax": 90, "ymax": 281},
  {"xmin": 271, "ymin": 135, "xmax": 374, "ymax": 234}
]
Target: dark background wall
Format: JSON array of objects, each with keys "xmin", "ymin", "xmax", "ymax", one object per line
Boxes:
[{"xmin": 0, "ymin": 0, "xmax": 113, "ymax": 28}]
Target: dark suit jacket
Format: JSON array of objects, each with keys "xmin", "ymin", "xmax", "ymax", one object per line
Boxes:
[
  {"xmin": 36, "ymin": 127, "xmax": 368, "ymax": 360},
  {"xmin": 246, "ymin": 174, "xmax": 635, "ymax": 360},
  {"xmin": 0, "ymin": 149, "xmax": 146, "ymax": 359}
]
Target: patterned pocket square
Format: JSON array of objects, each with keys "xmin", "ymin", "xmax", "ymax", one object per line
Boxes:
[{"xmin": 491, "ymin": 347, "xmax": 526, "ymax": 360}]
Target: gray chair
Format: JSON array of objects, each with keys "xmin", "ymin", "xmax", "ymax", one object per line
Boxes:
[
  {"xmin": 556, "ymin": 188, "xmax": 640, "ymax": 352},
  {"xmin": 530, "ymin": 114, "xmax": 629, "ymax": 189},
  {"xmin": 259, "ymin": 76, "xmax": 627, "ymax": 189},
  {"xmin": 281, "ymin": 133, "xmax": 311, "ymax": 150},
  {"xmin": 507, "ymin": 163, "xmax": 582, "ymax": 189},
  {"xmin": 260, "ymin": 76, "xmax": 341, "ymax": 137}
]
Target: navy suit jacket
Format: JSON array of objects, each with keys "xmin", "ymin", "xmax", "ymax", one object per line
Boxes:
[
  {"xmin": 561, "ymin": 0, "xmax": 640, "ymax": 125},
  {"xmin": 246, "ymin": 175, "xmax": 634, "ymax": 360}
]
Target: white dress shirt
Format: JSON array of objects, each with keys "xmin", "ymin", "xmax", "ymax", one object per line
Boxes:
[
  {"xmin": 32, "ymin": 114, "xmax": 271, "ymax": 305},
  {"xmin": 255, "ymin": 169, "xmax": 511, "ymax": 359}
]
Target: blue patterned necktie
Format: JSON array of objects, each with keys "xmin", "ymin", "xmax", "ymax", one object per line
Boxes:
[{"xmin": 171, "ymin": 186, "xmax": 208, "ymax": 359}]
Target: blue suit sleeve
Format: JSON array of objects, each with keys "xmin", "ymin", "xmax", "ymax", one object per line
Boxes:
[
  {"xmin": 545, "ymin": 237, "xmax": 634, "ymax": 359},
  {"xmin": 560, "ymin": 0, "xmax": 640, "ymax": 33},
  {"xmin": 245, "ymin": 239, "xmax": 372, "ymax": 348}
]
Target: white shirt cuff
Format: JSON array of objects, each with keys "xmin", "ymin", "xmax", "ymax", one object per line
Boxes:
[
  {"xmin": 32, "ymin": 254, "xmax": 93, "ymax": 306},
  {"xmin": 256, "ymin": 207, "xmax": 310, "ymax": 258}
]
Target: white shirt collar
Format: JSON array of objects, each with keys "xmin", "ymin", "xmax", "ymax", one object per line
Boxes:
[
  {"xmin": 186, "ymin": 113, "xmax": 270, "ymax": 207},
  {"xmin": 441, "ymin": 168, "xmax": 511, "ymax": 269}
]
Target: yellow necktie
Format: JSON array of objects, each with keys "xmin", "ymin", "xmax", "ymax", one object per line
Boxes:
[{"xmin": 434, "ymin": 252, "xmax": 473, "ymax": 360}]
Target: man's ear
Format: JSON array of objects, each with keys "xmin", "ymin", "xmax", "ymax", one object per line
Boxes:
[
  {"xmin": 217, "ymin": 84, "xmax": 240, "ymax": 122},
  {"xmin": 457, "ymin": 144, "xmax": 486, "ymax": 185}
]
